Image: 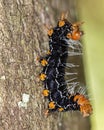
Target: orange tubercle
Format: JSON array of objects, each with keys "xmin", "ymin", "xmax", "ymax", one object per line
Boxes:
[
  {"xmin": 48, "ymin": 101, "xmax": 55, "ymax": 109},
  {"xmin": 41, "ymin": 59, "xmax": 48, "ymax": 66},
  {"xmin": 42, "ymin": 89, "xmax": 49, "ymax": 97},
  {"xmin": 39, "ymin": 73, "xmax": 46, "ymax": 81},
  {"xmin": 58, "ymin": 20, "xmax": 65, "ymax": 27},
  {"xmin": 47, "ymin": 29, "xmax": 53, "ymax": 36},
  {"xmin": 74, "ymin": 94, "xmax": 92, "ymax": 117}
]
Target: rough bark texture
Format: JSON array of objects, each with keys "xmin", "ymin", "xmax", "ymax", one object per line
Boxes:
[{"xmin": 0, "ymin": 0, "xmax": 91, "ymax": 130}]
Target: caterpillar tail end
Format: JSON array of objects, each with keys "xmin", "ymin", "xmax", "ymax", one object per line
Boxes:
[
  {"xmin": 74, "ymin": 94, "xmax": 93, "ymax": 117},
  {"xmin": 80, "ymin": 103, "xmax": 93, "ymax": 117}
]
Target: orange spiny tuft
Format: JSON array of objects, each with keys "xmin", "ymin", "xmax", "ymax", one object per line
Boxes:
[
  {"xmin": 80, "ymin": 104, "xmax": 92, "ymax": 117},
  {"xmin": 74, "ymin": 94, "xmax": 92, "ymax": 117}
]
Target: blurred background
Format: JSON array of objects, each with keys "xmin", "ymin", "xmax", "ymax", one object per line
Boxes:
[
  {"xmin": 78, "ymin": 0, "xmax": 104, "ymax": 130},
  {"xmin": 50, "ymin": 0, "xmax": 104, "ymax": 130}
]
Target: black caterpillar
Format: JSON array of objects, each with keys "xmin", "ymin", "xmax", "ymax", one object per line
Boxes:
[{"xmin": 39, "ymin": 14, "xmax": 92, "ymax": 117}]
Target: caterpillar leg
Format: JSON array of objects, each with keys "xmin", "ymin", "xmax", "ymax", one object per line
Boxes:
[{"xmin": 44, "ymin": 109, "xmax": 49, "ymax": 117}]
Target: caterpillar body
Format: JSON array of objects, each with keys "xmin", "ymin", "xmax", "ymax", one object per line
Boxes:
[{"xmin": 39, "ymin": 14, "xmax": 92, "ymax": 117}]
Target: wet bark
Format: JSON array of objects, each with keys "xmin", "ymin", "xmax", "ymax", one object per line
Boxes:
[{"xmin": 0, "ymin": 0, "xmax": 91, "ymax": 130}]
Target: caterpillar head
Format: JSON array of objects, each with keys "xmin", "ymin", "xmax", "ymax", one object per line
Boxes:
[
  {"xmin": 74, "ymin": 94, "xmax": 92, "ymax": 117},
  {"xmin": 67, "ymin": 22, "xmax": 84, "ymax": 40}
]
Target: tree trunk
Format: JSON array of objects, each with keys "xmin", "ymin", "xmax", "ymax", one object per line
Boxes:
[{"xmin": 0, "ymin": 0, "xmax": 91, "ymax": 130}]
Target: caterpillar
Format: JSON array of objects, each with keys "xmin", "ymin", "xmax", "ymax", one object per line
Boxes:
[{"xmin": 39, "ymin": 13, "xmax": 92, "ymax": 117}]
